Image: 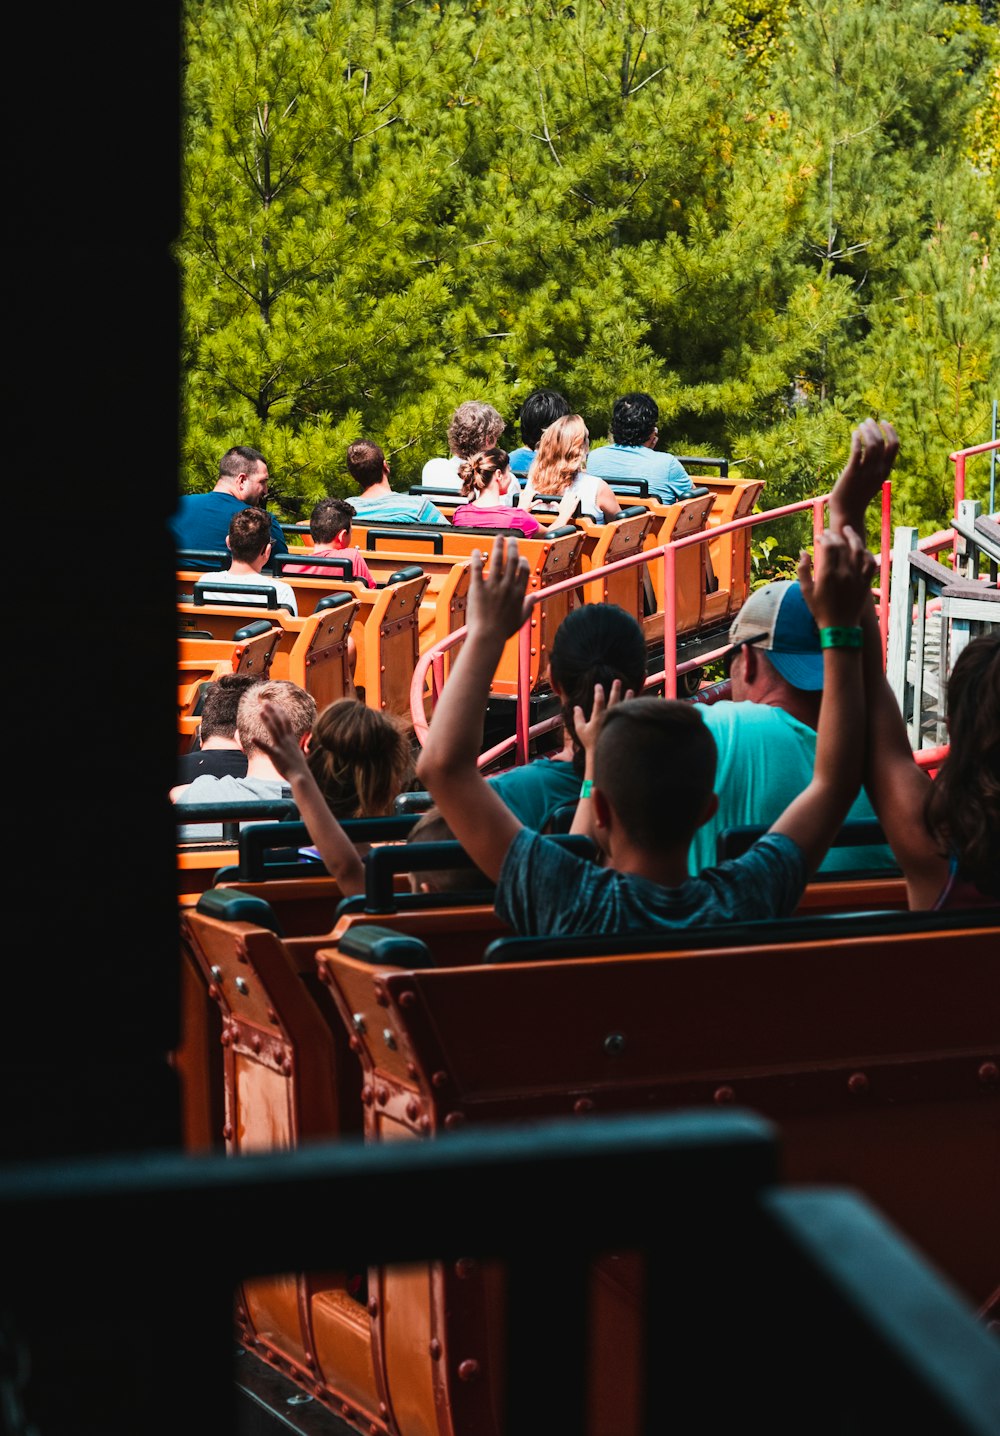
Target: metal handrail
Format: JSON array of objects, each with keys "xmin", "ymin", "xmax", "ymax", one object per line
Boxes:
[
  {"xmin": 410, "ymin": 482, "xmax": 895, "ymax": 766},
  {"xmin": 949, "ymin": 437, "xmax": 1000, "ymax": 561}
]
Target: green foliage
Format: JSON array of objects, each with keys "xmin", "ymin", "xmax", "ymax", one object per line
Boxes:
[
  {"xmin": 750, "ymin": 532, "xmax": 801, "ymax": 587},
  {"xmin": 179, "ymin": 0, "xmax": 1000, "ymax": 532}
]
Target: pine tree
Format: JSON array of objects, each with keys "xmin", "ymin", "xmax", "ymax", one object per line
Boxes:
[{"xmin": 179, "ymin": 0, "xmax": 998, "ymax": 529}]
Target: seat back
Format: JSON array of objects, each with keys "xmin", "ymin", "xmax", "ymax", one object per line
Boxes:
[
  {"xmin": 701, "ymin": 477, "xmax": 766, "ymax": 622},
  {"xmin": 322, "ymin": 906, "xmax": 1000, "ymax": 1307},
  {"xmin": 576, "ymin": 509, "xmax": 656, "ymax": 625},
  {"xmin": 642, "ymin": 492, "xmax": 716, "ymax": 640}
]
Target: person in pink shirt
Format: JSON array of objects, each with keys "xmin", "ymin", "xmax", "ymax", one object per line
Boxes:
[
  {"xmin": 296, "ymin": 497, "xmax": 375, "ymax": 586},
  {"xmin": 450, "ymin": 448, "xmax": 543, "ymax": 536}
]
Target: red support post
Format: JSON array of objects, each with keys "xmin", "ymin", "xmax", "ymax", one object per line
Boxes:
[
  {"xmin": 879, "ymin": 480, "xmax": 892, "ymax": 666},
  {"xmin": 953, "ymin": 453, "xmax": 966, "ymax": 566},
  {"xmin": 663, "ymin": 543, "xmax": 678, "ymax": 699},
  {"xmin": 515, "ymin": 619, "xmax": 532, "ymax": 765}
]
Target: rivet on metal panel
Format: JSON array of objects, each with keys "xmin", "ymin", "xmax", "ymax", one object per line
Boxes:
[
  {"xmin": 977, "ymin": 1061, "xmax": 999, "ymax": 1085},
  {"xmin": 281, "ymin": 1056, "xmax": 292, "ymax": 1075},
  {"xmin": 368, "ymin": 1297, "xmax": 379, "ymax": 1318},
  {"xmin": 420, "ymin": 1117, "xmax": 432, "ymax": 1133},
  {"xmin": 444, "ymin": 1111, "xmax": 465, "ymax": 1129},
  {"xmin": 208, "ymin": 984, "xmax": 219, "ymax": 1001},
  {"xmin": 210, "ymin": 966, "xmax": 223, "ymax": 981},
  {"xmin": 432, "ymin": 1070, "xmax": 449, "ymax": 1088},
  {"xmin": 383, "ymin": 1029, "xmax": 397, "ymax": 1050},
  {"xmin": 341, "ymin": 1403, "xmax": 352, "ymax": 1418},
  {"xmin": 407, "ymin": 1062, "xmax": 418, "ymax": 1079},
  {"xmin": 251, "ymin": 1035, "xmax": 261, "ymax": 1054},
  {"xmin": 362, "ymin": 1086, "xmax": 373, "ymax": 1105},
  {"xmin": 399, "ymin": 990, "xmax": 416, "ymax": 1009},
  {"xmin": 713, "ymin": 1086, "xmax": 735, "ymax": 1105},
  {"xmin": 373, "ymin": 984, "xmax": 388, "ymax": 1006},
  {"xmin": 573, "ymin": 1097, "xmax": 594, "ymax": 1114},
  {"xmin": 429, "ymin": 1339, "xmax": 442, "ymax": 1359},
  {"xmin": 267, "ymin": 1007, "xmax": 278, "ymax": 1024},
  {"xmin": 376, "ymin": 1086, "xmax": 389, "ymax": 1105},
  {"xmin": 223, "ymin": 1124, "xmax": 232, "ymax": 1140},
  {"xmin": 349, "ymin": 1036, "xmax": 361, "ymax": 1053},
  {"xmin": 220, "ymin": 1029, "xmax": 231, "ymax": 1047},
  {"xmin": 847, "ymin": 1072, "xmax": 869, "ymax": 1095},
  {"xmin": 406, "ymin": 1100, "xmax": 419, "ymax": 1121},
  {"xmin": 352, "ymin": 1013, "xmax": 367, "ymax": 1034},
  {"xmin": 379, "ymin": 1402, "xmax": 388, "ymax": 1418},
  {"xmin": 286, "ymin": 1394, "xmax": 313, "ymax": 1407},
  {"xmin": 603, "ymin": 1032, "xmax": 625, "ymax": 1055},
  {"xmin": 235, "ymin": 977, "xmax": 250, "ymax": 995},
  {"xmin": 305, "ymin": 1354, "xmax": 315, "ymax": 1368},
  {"xmin": 458, "ymin": 1359, "xmax": 480, "ymax": 1382},
  {"xmin": 370, "ymin": 1423, "xmax": 378, "ymax": 1435}
]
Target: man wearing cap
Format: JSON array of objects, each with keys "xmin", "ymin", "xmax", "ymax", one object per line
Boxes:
[{"xmin": 687, "ymin": 578, "xmax": 896, "ymax": 875}]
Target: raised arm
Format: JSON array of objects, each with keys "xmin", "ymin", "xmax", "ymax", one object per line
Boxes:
[
  {"xmin": 415, "ymin": 536, "xmax": 533, "ymax": 881},
  {"xmin": 254, "ymin": 699, "xmax": 365, "ymax": 896},
  {"xmin": 569, "ymin": 679, "xmax": 630, "ymax": 845},
  {"xmin": 770, "ymin": 528, "xmax": 873, "ymax": 877},
  {"xmin": 827, "ymin": 419, "xmax": 945, "ymax": 905}
]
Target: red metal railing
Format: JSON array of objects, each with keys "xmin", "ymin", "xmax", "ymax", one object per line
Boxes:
[
  {"xmin": 949, "ymin": 437, "xmax": 1000, "ymax": 560},
  {"xmin": 410, "ymin": 482, "xmax": 896, "ymax": 766}
]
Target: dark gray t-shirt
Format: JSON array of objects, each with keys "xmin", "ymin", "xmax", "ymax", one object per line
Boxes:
[{"xmin": 496, "ymin": 828, "xmax": 807, "ymax": 936}]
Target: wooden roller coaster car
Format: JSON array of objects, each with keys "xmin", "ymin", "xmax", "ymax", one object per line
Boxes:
[{"xmin": 178, "ymin": 869, "xmax": 1000, "ymax": 1436}]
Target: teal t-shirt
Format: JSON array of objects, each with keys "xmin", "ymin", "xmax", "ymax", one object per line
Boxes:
[
  {"xmin": 689, "ymin": 701, "xmax": 898, "ymax": 877},
  {"xmin": 488, "ymin": 759, "xmax": 581, "ymax": 832}
]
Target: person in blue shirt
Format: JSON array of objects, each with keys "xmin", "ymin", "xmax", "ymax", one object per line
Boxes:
[
  {"xmin": 347, "ymin": 439, "xmax": 450, "ymax": 525},
  {"xmin": 507, "ymin": 388, "xmax": 571, "ymax": 479},
  {"xmin": 170, "ymin": 445, "xmax": 289, "ymax": 567},
  {"xmin": 585, "ymin": 392, "xmax": 695, "ymax": 505}
]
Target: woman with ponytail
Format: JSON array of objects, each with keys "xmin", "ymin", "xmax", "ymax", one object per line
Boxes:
[
  {"xmin": 487, "ymin": 603, "xmax": 647, "ymax": 830},
  {"xmin": 520, "ymin": 414, "xmax": 621, "ymax": 525},
  {"xmin": 451, "ymin": 448, "xmax": 543, "ymax": 536}
]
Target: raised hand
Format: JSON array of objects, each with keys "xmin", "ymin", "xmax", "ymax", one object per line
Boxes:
[
  {"xmin": 466, "ymin": 534, "xmax": 533, "ymax": 646},
  {"xmin": 828, "ymin": 418, "xmax": 899, "ymax": 536},
  {"xmin": 798, "ymin": 526, "xmax": 876, "ymax": 630},
  {"xmin": 255, "ymin": 698, "xmax": 310, "ymax": 780},
  {"xmin": 573, "ymin": 679, "xmax": 633, "ymax": 761}
]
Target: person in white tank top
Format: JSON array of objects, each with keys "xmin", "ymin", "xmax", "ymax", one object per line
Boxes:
[{"xmin": 520, "ymin": 414, "xmax": 621, "ymax": 524}]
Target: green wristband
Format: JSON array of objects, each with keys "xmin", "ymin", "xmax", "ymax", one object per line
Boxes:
[
  {"xmin": 579, "ymin": 779, "xmax": 594, "ymax": 798},
  {"xmin": 819, "ymin": 626, "xmax": 863, "ymax": 650}
]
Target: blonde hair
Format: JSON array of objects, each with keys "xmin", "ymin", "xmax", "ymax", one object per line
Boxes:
[
  {"xmin": 527, "ymin": 414, "xmax": 590, "ymax": 496},
  {"xmin": 307, "ymin": 700, "xmax": 414, "ymax": 818},
  {"xmin": 237, "ymin": 681, "xmax": 317, "ymax": 758}
]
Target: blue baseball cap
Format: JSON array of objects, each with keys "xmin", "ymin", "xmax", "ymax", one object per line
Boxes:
[{"xmin": 727, "ymin": 580, "xmax": 824, "ymax": 691}]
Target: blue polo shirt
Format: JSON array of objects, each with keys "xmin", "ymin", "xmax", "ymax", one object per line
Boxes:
[
  {"xmin": 585, "ymin": 444, "xmax": 694, "ymax": 504},
  {"xmin": 171, "ymin": 491, "xmax": 289, "ymax": 565}
]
